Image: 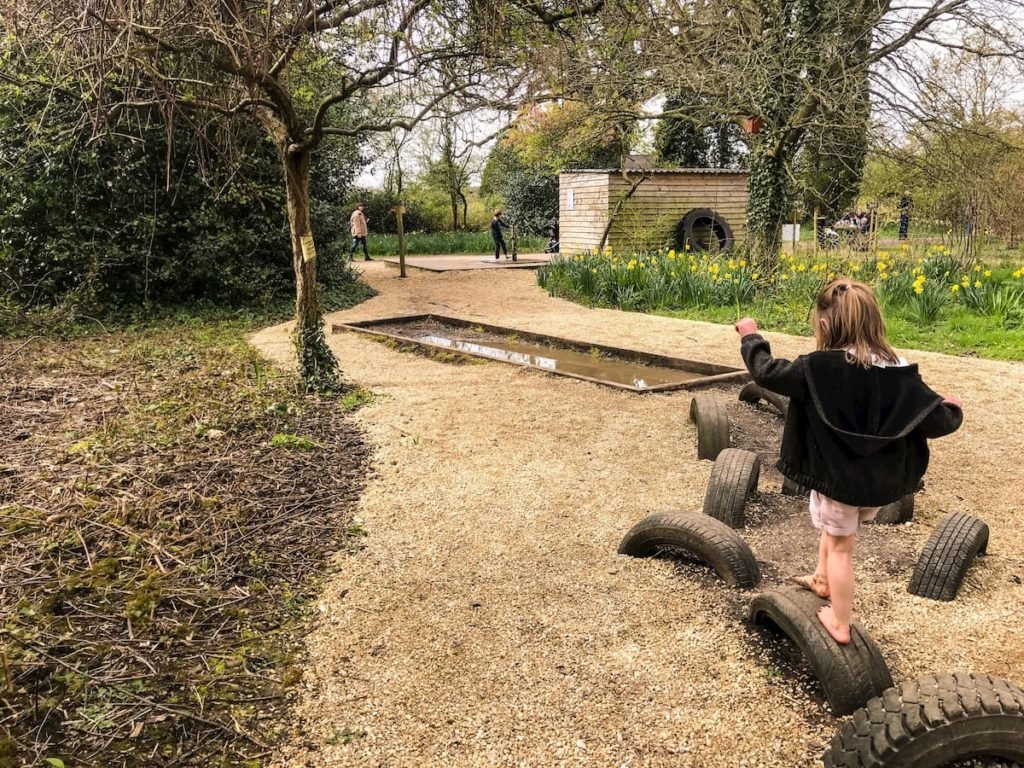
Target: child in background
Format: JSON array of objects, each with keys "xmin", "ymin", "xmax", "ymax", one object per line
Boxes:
[{"xmin": 735, "ymin": 279, "xmax": 963, "ymax": 644}]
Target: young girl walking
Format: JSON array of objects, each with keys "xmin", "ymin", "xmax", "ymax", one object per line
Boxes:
[{"xmin": 735, "ymin": 279, "xmax": 963, "ymax": 644}]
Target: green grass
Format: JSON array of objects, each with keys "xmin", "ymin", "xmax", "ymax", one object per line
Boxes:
[{"xmin": 363, "ymin": 231, "xmax": 546, "ymax": 257}]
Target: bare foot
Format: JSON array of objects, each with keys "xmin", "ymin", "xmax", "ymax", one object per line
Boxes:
[
  {"xmin": 791, "ymin": 573, "xmax": 830, "ymax": 599},
  {"xmin": 817, "ymin": 605, "xmax": 851, "ymax": 645}
]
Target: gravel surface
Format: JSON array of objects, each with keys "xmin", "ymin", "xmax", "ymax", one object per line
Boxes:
[{"xmin": 251, "ymin": 263, "xmax": 1024, "ymax": 767}]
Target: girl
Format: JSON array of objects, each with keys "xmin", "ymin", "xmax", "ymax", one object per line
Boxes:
[{"xmin": 735, "ymin": 279, "xmax": 963, "ymax": 644}]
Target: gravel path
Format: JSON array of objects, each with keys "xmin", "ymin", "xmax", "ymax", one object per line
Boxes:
[{"xmin": 251, "ymin": 263, "xmax": 1024, "ymax": 767}]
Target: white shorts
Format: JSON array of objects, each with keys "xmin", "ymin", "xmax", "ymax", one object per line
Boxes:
[{"xmin": 809, "ymin": 490, "xmax": 879, "ymax": 537}]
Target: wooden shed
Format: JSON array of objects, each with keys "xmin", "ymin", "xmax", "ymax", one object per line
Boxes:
[{"xmin": 558, "ymin": 169, "xmax": 749, "ymax": 255}]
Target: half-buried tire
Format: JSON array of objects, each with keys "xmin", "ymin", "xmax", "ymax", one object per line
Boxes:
[
  {"xmin": 871, "ymin": 494, "xmax": 915, "ymax": 525},
  {"xmin": 908, "ymin": 511, "xmax": 989, "ymax": 601},
  {"xmin": 781, "ymin": 476, "xmax": 809, "ymax": 497},
  {"xmin": 738, "ymin": 382, "xmax": 790, "ymax": 419},
  {"xmin": 822, "ymin": 672, "xmax": 1024, "ymax": 767},
  {"xmin": 618, "ymin": 512, "xmax": 761, "ymax": 589},
  {"xmin": 703, "ymin": 448, "xmax": 760, "ymax": 528},
  {"xmin": 689, "ymin": 394, "xmax": 730, "ymax": 460},
  {"xmin": 750, "ymin": 586, "xmax": 894, "ymax": 717}
]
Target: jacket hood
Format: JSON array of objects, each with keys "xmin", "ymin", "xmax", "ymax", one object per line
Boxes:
[{"xmin": 804, "ymin": 351, "xmax": 944, "ymax": 457}]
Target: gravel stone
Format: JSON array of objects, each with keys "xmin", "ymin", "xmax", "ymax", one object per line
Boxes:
[{"xmin": 250, "ymin": 263, "xmax": 1024, "ymax": 768}]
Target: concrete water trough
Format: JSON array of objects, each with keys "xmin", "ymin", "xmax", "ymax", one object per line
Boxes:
[{"xmin": 332, "ymin": 314, "xmax": 750, "ymax": 393}]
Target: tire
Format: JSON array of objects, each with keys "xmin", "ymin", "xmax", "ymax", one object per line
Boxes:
[
  {"xmin": 822, "ymin": 672, "xmax": 1024, "ymax": 767},
  {"xmin": 617, "ymin": 512, "xmax": 761, "ymax": 589},
  {"xmin": 871, "ymin": 494, "xmax": 914, "ymax": 525},
  {"xmin": 781, "ymin": 476, "xmax": 809, "ymax": 497},
  {"xmin": 689, "ymin": 395, "xmax": 730, "ymax": 460},
  {"xmin": 738, "ymin": 382, "xmax": 790, "ymax": 418},
  {"xmin": 749, "ymin": 586, "xmax": 894, "ymax": 717},
  {"xmin": 702, "ymin": 448, "xmax": 760, "ymax": 528},
  {"xmin": 908, "ymin": 511, "xmax": 989, "ymax": 601},
  {"xmin": 675, "ymin": 208, "xmax": 736, "ymax": 253}
]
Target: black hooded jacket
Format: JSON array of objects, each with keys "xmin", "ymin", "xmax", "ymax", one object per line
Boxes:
[{"xmin": 740, "ymin": 334, "xmax": 963, "ymax": 507}]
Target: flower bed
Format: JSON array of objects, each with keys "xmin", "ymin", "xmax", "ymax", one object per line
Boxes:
[{"xmin": 537, "ymin": 245, "xmax": 1024, "ymax": 359}]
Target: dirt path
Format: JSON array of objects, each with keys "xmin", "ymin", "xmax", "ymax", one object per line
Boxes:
[{"xmin": 251, "ymin": 263, "xmax": 1024, "ymax": 767}]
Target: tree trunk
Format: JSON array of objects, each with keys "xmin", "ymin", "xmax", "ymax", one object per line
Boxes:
[
  {"xmin": 745, "ymin": 140, "xmax": 791, "ymax": 269},
  {"xmin": 282, "ymin": 147, "xmax": 340, "ymax": 391},
  {"xmin": 458, "ymin": 190, "xmax": 468, "ymax": 229},
  {"xmin": 450, "ymin": 188, "xmax": 459, "ymax": 232}
]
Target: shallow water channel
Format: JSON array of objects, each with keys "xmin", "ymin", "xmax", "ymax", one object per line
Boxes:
[{"xmin": 415, "ymin": 332, "xmax": 701, "ymax": 390}]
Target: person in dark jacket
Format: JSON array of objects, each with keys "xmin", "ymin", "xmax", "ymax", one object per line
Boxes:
[
  {"xmin": 898, "ymin": 191, "xmax": 913, "ymax": 240},
  {"xmin": 490, "ymin": 210, "xmax": 510, "ymax": 260},
  {"xmin": 735, "ymin": 279, "xmax": 962, "ymax": 644}
]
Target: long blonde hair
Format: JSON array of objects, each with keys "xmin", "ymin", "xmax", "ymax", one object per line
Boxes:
[{"xmin": 813, "ymin": 279, "xmax": 899, "ymax": 368}]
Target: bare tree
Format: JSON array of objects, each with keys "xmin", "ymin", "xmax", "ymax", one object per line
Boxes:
[
  {"xmin": 1, "ymin": 0, "xmax": 599, "ymax": 389},
  {"xmin": 550, "ymin": 0, "xmax": 1024, "ymax": 265}
]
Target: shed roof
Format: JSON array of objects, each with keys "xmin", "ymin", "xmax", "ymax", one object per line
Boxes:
[{"xmin": 561, "ymin": 168, "xmax": 750, "ymax": 175}]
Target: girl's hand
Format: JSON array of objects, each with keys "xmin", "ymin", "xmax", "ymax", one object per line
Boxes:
[
  {"xmin": 735, "ymin": 317, "xmax": 758, "ymax": 337},
  {"xmin": 943, "ymin": 395, "xmax": 963, "ymax": 408}
]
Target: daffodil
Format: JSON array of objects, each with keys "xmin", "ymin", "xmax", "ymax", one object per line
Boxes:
[{"xmin": 951, "ymin": 284, "xmax": 960, "ymax": 293}]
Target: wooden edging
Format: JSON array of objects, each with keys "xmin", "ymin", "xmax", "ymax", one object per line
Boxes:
[{"xmin": 332, "ymin": 314, "xmax": 751, "ymax": 394}]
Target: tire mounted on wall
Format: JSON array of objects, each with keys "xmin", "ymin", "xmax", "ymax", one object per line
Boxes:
[
  {"xmin": 689, "ymin": 394, "xmax": 730, "ymax": 460},
  {"xmin": 908, "ymin": 511, "xmax": 989, "ymax": 601},
  {"xmin": 617, "ymin": 512, "xmax": 761, "ymax": 589},
  {"xmin": 702, "ymin": 448, "xmax": 760, "ymax": 528},
  {"xmin": 822, "ymin": 672, "xmax": 1024, "ymax": 767},
  {"xmin": 675, "ymin": 208, "xmax": 736, "ymax": 253}
]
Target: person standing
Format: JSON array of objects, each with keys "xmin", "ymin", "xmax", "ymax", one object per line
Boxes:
[
  {"xmin": 898, "ymin": 191, "xmax": 913, "ymax": 240},
  {"xmin": 735, "ymin": 280, "xmax": 962, "ymax": 644},
  {"xmin": 490, "ymin": 210, "xmax": 510, "ymax": 260},
  {"xmin": 348, "ymin": 202, "xmax": 372, "ymax": 261}
]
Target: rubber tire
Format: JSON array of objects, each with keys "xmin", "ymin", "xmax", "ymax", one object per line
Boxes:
[
  {"xmin": 617, "ymin": 512, "xmax": 761, "ymax": 589},
  {"xmin": 738, "ymin": 382, "xmax": 790, "ymax": 419},
  {"xmin": 781, "ymin": 476, "xmax": 809, "ymax": 497},
  {"xmin": 702, "ymin": 448, "xmax": 760, "ymax": 528},
  {"xmin": 822, "ymin": 672, "xmax": 1024, "ymax": 767},
  {"xmin": 908, "ymin": 511, "xmax": 989, "ymax": 601},
  {"xmin": 871, "ymin": 494, "xmax": 914, "ymax": 525},
  {"xmin": 675, "ymin": 208, "xmax": 736, "ymax": 253},
  {"xmin": 749, "ymin": 586, "xmax": 894, "ymax": 717},
  {"xmin": 689, "ymin": 394, "xmax": 730, "ymax": 461}
]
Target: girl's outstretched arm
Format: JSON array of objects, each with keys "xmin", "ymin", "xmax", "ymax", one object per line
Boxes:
[{"xmin": 736, "ymin": 320, "xmax": 807, "ymax": 400}]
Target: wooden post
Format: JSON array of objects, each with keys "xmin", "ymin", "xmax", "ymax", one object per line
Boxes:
[
  {"xmin": 791, "ymin": 208, "xmax": 799, "ymax": 255},
  {"xmin": 397, "ymin": 202, "xmax": 407, "ymax": 278},
  {"xmin": 813, "ymin": 205, "xmax": 819, "ymax": 259},
  {"xmin": 511, "ymin": 223, "xmax": 518, "ymax": 262},
  {"xmin": 871, "ymin": 206, "xmax": 879, "ymax": 254}
]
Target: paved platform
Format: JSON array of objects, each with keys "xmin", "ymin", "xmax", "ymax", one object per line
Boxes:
[{"xmin": 380, "ymin": 253, "xmax": 552, "ymax": 272}]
